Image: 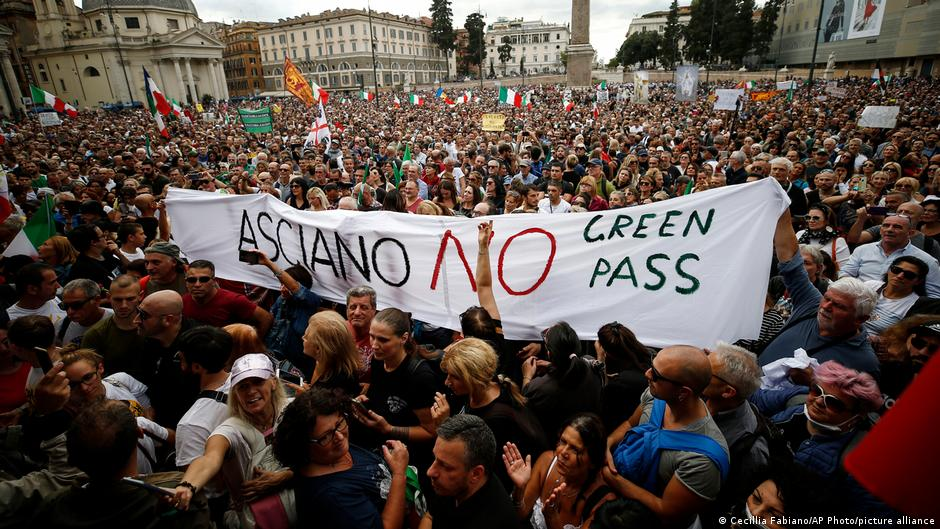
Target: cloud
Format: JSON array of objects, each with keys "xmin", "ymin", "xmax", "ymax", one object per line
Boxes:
[{"xmin": 77, "ymin": 0, "xmax": 673, "ymax": 61}]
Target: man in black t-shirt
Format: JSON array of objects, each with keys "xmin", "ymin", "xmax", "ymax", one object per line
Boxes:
[{"xmin": 422, "ymin": 415, "xmax": 516, "ymax": 529}]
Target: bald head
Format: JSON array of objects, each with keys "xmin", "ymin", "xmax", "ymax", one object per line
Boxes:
[
  {"xmin": 141, "ymin": 290, "xmax": 183, "ymax": 316},
  {"xmin": 656, "ymin": 345, "xmax": 712, "ymax": 394}
]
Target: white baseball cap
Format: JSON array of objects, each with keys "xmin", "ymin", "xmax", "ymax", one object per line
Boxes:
[{"xmin": 231, "ymin": 354, "xmax": 276, "ymax": 386}]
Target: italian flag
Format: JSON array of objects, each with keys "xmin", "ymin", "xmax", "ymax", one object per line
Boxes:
[
  {"xmin": 360, "ymin": 91, "xmax": 375, "ymax": 101},
  {"xmin": 735, "ymin": 80, "xmax": 756, "ymax": 90},
  {"xmin": 592, "ymin": 102, "xmax": 599, "ymax": 119},
  {"xmin": 1, "ymin": 196, "xmax": 56, "ymax": 258},
  {"xmin": 595, "ymin": 80, "xmax": 607, "ymax": 91},
  {"xmin": 29, "ymin": 85, "xmax": 78, "ymax": 117},
  {"xmin": 144, "ymin": 68, "xmax": 171, "ymax": 138},
  {"xmin": 498, "ymin": 87, "xmax": 523, "ymax": 108},
  {"xmin": 311, "ymin": 81, "xmax": 330, "ymax": 105},
  {"xmin": 393, "ymin": 96, "xmax": 401, "ymax": 108},
  {"xmin": 170, "ymin": 98, "xmax": 183, "ymax": 117},
  {"xmin": 564, "ymin": 98, "xmax": 574, "ymax": 112},
  {"xmin": 409, "ymin": 94, "xmax": 424, "ymax": 105}
]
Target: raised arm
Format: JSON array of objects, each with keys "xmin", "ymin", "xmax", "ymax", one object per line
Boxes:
[
  {"xmin": 172, "ymin": 434, "xmax": 230, "ymax": 510},
  {"xmin": 476, "ymin": 221, "xmax": 500, "ymax": 321},
  {"xmin": 774, "ymin": 210, "xmax": 799, "ymax": 263}
]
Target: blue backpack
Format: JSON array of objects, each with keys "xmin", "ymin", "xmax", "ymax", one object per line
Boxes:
[{"xmin": 612, "ymin": 398, "xmax": 730, "ymax": 493}]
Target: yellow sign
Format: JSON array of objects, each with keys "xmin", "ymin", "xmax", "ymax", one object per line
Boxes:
[{"xmin": 482, "ymin": 113, "xmax": 506, "ymax": 132}]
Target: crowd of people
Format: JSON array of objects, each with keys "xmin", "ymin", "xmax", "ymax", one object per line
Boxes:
[{"xmin": 0, "ymin": 71, "xmax": 938, "ymax": 529}]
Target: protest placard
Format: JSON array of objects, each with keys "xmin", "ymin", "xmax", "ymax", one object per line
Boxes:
[
  {"xmin": 482, "ymin": 113, "xmax": 506, "ymax": 132},
  {"xmin": 858, "ymin": 106, "xmax": 900, "ymax": 128},
  {"xmin": 38, "ymin": 112, "xmax": 62, "ymax": 127},
  {"xmin": 166, "ymin": 179, "xmax": 790, "ymax": 346},
  {"xmin": 237, "ymin": 107, "xmax": 274, "ymax": 133},
  {"xmin": 714, "ymin": 89, "xmax": 744, "ymax": 111}
]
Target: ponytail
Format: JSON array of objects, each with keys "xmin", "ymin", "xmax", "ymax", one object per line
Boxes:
[{"xmin": 497, "ymin": 374, "xmax": 527, "ymax": 407}]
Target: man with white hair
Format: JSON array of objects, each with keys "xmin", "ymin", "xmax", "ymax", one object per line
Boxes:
[
  {"xmin": 724, "ymin": 151, "xmax": 748, "ymax": 185},
  {"xmin": 841, "ymin": 214, "xmax": 940, "ymax": 297},
  {"xmin": 762, "ymin": 211, "xmax": 881, "ymax": 378},
  {"xmin": 770, "ymin": 157, "xmax": 808, "ymax": 217}
]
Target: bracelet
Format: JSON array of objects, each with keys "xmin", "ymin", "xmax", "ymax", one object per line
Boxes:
[
  {"xmin": 178, "ymin": 481, "xmax": 197, "ymax": 494},
  {"xmin": 273, "ymin": 269, "xmax": 284, "ymax": 278}
]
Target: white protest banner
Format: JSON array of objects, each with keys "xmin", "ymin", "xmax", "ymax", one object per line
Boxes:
[
  {"xmin": 38, "ymin": 112, "xmax": 62, "ymax": 127},
  {"xmin": 858, "ymin": 106, "xmax": 900, "ymax": 129},
  {"xmin": 714, "ymin": 89, "xmax": 744, "ymax": 111},
  {"xmin": 776, "ymin": 80, "xmax": 797, "ymax": 91},
  {"xmin": 826, "ymin": 86, "xmax": 847, "ymax": 98},
  {"xmin": 165, "ymin": 179, "xmax": 789, "ymax": 347},
  {"xmin": 632, "ymin": 71, "xmax": 650, "ymax": 104}
]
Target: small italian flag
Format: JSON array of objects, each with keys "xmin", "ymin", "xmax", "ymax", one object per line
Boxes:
[
  {"xmin": 498, "ymin": 87, "xmax": 523, "ymax": 108},
  {"xmin": 592, "ymin": 102, "xmax": 599, "ymax": 119},
  {"xmin": 29, "ymin": 85, "xmax": 78, "ymax": 117},
  {"xmin": 564, "ymin": 98, "xmax": 574, "ymax": 112},
  {"xmin": 1, "ymin": 196, "xmax": 56, "ymax": 258},
  {"xmin": 144, "ymin": 68, "xmax": 171, "ymax": 138},
  {"xmin": 170, "ymin": 98, "xmax": 183, "ymax": 117},
  {"xmin": 361, "ymin": 91, "xmax": 375, "ymax": 101},
  {"xmin": 595, "ymin": 80, "xmax": 607, "ymax": 91},
  {"xmin": 393, "ymin": 96, "xmax": 401, "ymax": 108},
  {"xmin": 409, "ymin": 94, "xmax": 424, "ymax": 106}
]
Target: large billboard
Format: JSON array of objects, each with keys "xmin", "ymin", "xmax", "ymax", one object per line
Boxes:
[
  {"xmin": 819, "ymin": 0, "xmax": 885, "ymax": 43},
  {"xmin": 847, "ymin": 0, "xmax": 886, "ymax": 40}
]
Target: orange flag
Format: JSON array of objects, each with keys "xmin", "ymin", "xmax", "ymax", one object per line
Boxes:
[{"xmin": 283, "ymin": 57, "xmax": 314, "ymax": 107}]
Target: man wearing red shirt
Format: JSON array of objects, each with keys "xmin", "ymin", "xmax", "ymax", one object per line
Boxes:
[{"xmin": 182, "ymin": 260, "xmax": 273, "ymax": 337}]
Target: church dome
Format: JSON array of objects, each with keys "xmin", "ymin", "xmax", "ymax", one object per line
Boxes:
[{"xmin": 81, "ymin": 0, "xmax": 198, "ymax": 16}]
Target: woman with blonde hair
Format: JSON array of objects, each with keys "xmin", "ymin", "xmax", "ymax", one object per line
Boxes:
[
  {"xmin": 223, "ymin": 323, "xmax": 267, "ymax": 370},
  {"xmin": 576, "ymin": 175, "xmax": 608, "ymax": 211},
  {"xmin": 432, "ymin": 337, "xmax": 547, "ymax": 491},
  {"xmin": 307, "ymin": 187, "xmax": 329, "ymax": 212},
  {"xmin": 893, "ymin": 176, "xmax": 923, "ymax": 202},
  {"xmin": 38, "ymin": 235, "xmax": 78, "ymax": 284},
  {"xmin": 618, "ymin": 155, "xmax": 641, "ymax": 188},
  {"xmin": 302, "ymin": 311, "xmax": 361, "ymax": 396}
]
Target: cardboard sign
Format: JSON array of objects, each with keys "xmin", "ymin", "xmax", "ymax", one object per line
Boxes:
[
  {"xmin": 38, "ymin": 112, "xmax": 62, "ymax": 127},
  {"xmin": 858, "ymin": 106, "xmax": 900, "ymax": 128},
  {"xmin": 482, "ymin": 113, "xmax": 506, "ymax": 132}
]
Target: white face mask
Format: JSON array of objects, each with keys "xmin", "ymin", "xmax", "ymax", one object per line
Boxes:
[
  {"xmin": 803, "ymin": 404, "xmax": 858, "ymax": 434},
  {"xmin": 744, "ymin": 502, "xmax": 773, "ymax": 529}
]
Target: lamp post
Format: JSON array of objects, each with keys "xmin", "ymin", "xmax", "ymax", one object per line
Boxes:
[
  {"xmin": 806, "ymin": 0, "xmax": 826, "ymax": 89},
  {"xmin": 105, "ymin": 0, "xmax": 134, "ymax": 103},
  {"xmin": 705, "ymin": 0, "xmax": 717, "ymax": 85}
]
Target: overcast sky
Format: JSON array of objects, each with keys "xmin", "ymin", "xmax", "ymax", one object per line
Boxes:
[{"xmin": 77, "ymin": 0, "xmax": 680, "ymax": 62}]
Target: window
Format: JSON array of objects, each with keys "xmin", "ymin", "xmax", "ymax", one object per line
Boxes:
[
  {"xmin": 382, "ymin": 27, "xmax": 386, "ymax": 37},
  {"xmin": 252, "ymin": 68, "xmax": 257, "ymax": 75},
  {"xmin": 290, "ymin": 33, "xmax": 295, "ymax": 43},
  {"xmin": 328, "ymin": 45, "xmax": 333, "ymax": 54},
  {"xmin": 272, "ymin": 50, "xmax": 277, "ymax": 60},
  {"xmin": 249, "ymin": 57, "xmax": 255, "ymax": 64},
  {"xmin": 340, "ymin": 43, "xmax": 345, "ymax": 53},
  {"xmin": 556, "ymin": 33, "xmax": 560, "ymax": 40},
  {"xmin": 352, "ymin": 42, "xmax": 357, "ymax": 52},
  {"xmin": 95, "ymin": 19, "xmax": 103, "ymax": 31},
  {"xmin": 167, "ymin": 18, "xmax": 179, "ymax": 30},
  {"xmin": 83, "ymin": 66, "xmax": 100, "ymax": 77},
  {"xmin": 407, "ymin": 31, "xmax": 412, "ymax": 40},
  {"xmin": 338, "ymin": 26, "xmax": 343, "ymax": 36},
  {"xmin": 544, "ymin": 54, "xmax": 548, "ymax": 62},
  {"xmin": 279, "ymin": 35, "xmax": 286, "ymax": 44},
  {"xmin": 292, "ymin": 49, "xmax": 297, "ymax": 59},
  {"xmin": 60, "ymin": 79, "xmax": 67, "ymax": 91},
  {"xmin": 124, "ymin": 16, "xmax": 140, "ymax": 29},
  {"xmin": 326, "ymin": 28, "xmax": 333, "ymax": 38},
  {"xmin": 350, "ymin": 24, "xmax": 355, "ymax": 35},
  {"xmin": 305, "ymin": 48, "xmax": 310, "ymax": 60},
  {"xmin": 264, "ymin": 51, "xmax": 269, "ymax": 62},
  {"xmin": 303, "ymin": 31, "xmax": 307, "ymax": 41},
  {"xmin": 318, "ymin": 46, "xmax": 323, "ymax": 55},
  {"xmin": 316, "ymin": 29, "xmax": 321, "ymax": 39}
]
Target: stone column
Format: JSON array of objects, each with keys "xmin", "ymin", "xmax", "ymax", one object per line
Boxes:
[
  {"xmin": 172, "ymin": 58, "xmax": 186, "ymax": 103},
  {"xmin": 0, "ymin": 52, "xmax": 25, "ymax": 112},
  {"xmin": 566, "ymin": 0, "xmax": 594, "ymax": 87},
  {"xmin": 207, "ymin": 59, "xmax": 220, "ymax": 100},
  {"xmin": 217, "ymin": 61, "xmax": 229, "ymax": 100},
  {"xmin": 184, "ymin": 58, "xmax": 197, "ymax": 104}
]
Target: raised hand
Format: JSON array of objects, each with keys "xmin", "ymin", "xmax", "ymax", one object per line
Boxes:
[{"xmin": 501, "ymin": 442, "xmax": 532, "ymax": 491}]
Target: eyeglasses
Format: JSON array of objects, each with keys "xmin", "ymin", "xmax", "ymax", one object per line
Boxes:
[
  {"xmin": 806, "ymin": 215, "xmax": 825, "ymax": 222},
  {"xmin": 186, "ymin": 276, "xmax": 213, "ymax": 284},
  {"xmin": 890, "ymin": 265, "xmax": 919, "ymax": 280},
  {"xmin": 808, "ymin": 383, "xmax": 848, "ymax": 413},
  {"xmin": 59, "ymin": 298, "xmax": 92, "ymax": 311},
  {"xmin": 910, "ymin": 335, "xmax": 940, "ymax": 354},
  {"xmin": 649, "ymin": 364, "xmax": 684, "ymax": 386},
  {"xmin": 69, "ymin": 370, "xmax": 100, "ymax": 389},
  {"xmin": 310, "ymin": 414, "xmax": 348, "ymax": 446},
  {"xmin": 290, "ymin": 184, "xmax": 302, "ymax": 188}
]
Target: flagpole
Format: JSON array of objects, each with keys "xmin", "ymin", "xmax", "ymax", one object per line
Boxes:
[
  {"xmin": 367, "ymin": 1, "xmax": 379, "ymax": 97},
  {"xmin": 806, "ymin": 0, "xmax": 826, "ymax": 89}
]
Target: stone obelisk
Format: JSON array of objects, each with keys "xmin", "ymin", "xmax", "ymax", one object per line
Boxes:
[{"xmin": 566, "ymin": 0, "xmax": 594, "ymax": 87}]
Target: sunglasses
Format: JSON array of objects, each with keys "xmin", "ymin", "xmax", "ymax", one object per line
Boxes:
[
  {"xmin": 809, "ymin": 383, "xmax": 848, "ymax": 413},
  {"xmin": 910, "ymin": 335, "xmax": 940, "ymax": 353},
  {"xmin": 136, "ymin": 307, "xmax": 159, "ymax": 321},
  {"xmin": 805, "ymin": 215, "xmax": 825, "ymax": 222},
  {"xmin": 889, "ymin": 265, "xmax": 919, "ymax": 280},
  {"xmin": 59, "ymin": 298, "xmax": 91, "ymax": 311},
  {"xmin": 650, "ymin": 364, "xmax": 684, "ymax": 386},
  {"xmin": 186, "ymin": 276, "xmax": 213, "ymax": 284}
]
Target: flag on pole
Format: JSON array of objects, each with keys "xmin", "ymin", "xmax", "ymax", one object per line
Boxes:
[
  {"xmin": 409, "ymin": 94, "xmax": 424, "ymax": 106},
  {"xmin": 595, "ymin": 80, "xmax": 607, "ymax": 91},
  {"xmin": 304, "ymin": 102, "xmax": 331, "ymax": 150},
  {"xmin": 498, "ymin": 87, "xmax": 523, "ymax": 108},
  {"xmin": 435, "ymin": 87, "xmax": 444, "ymax": 98},
  {"xmin": 393, "ymin": 96, "xmax": 401, "ymax": 108},
  {"xmin": 360, "ymin": 91, "xmax": 375, "ymax": 101},
  {"xmin": 563, "ymin": 97, "xmax": 574, "ymax": 112},
  {"xmin": 29, "ymin": 85, "xmax": 78, "ymax": 117},
  {"xmin": 592, "ymin": 102, "xmax": 599, "ymax": 119},
  {"xmin": 393, "ymin": 144, "xmax": 411, "ymax": 186},
  {"xmin": 871, "ymin": 63, "xmax": 886, "ymax": 92},
  {"xmin": 283, "ymin": 57, "xmax": 316, "ymax": 106},
  {"xmin": 144, "ymin": 68, "xmax": 170, "ymax": 138},
  {"xmin": 2, "ymin": 196, "xmax": 56, "ymax": 258},
  {"xmin": 310, "ymin": 81, "xmax": 330, "ymax": 105},
  {"xmin": 170, "ymin": 99, "xmax": 183, "ymax": 117},
  {"xmin": 735, "ymin": 80, "xmax": 756, "ymax": 90}
]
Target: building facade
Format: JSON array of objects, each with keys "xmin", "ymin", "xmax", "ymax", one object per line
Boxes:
[
  {"xmin": 625, "ymin": 5, "xmax": 692, "ymax": 37},
  {"xmin": 770, "ymin": 0, "xmax": 939, "ymax": 77},
  {"xmin": 218, "ymin": 21, "xmax": 269, "ymax": 97},
  {"xmin": 22, "ymin": 0, "xmax": 227, "ymax": 110},
  {"xmin": 485, "ymin": 18, "xmax": 569, "ymax": 76},
  {"xmin": 257, "ymin": 8, "xmax": 453, "ymax": 94},
  {"xmin": 0, "ymin": 0, "xmax": 38, "ymax": 112}
]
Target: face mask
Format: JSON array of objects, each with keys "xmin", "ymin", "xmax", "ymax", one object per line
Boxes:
[
  {"xmin": 803, "ymin": 404, "xmax": 858, "ymax": 434},
  {"xmin": 744, "ymin": 502, "xmax": 773, "ymax": 529}
]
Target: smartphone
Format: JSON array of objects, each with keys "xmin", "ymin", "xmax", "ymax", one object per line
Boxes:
[
  {"xmin": 350, "ymin": 398, "xmax": 369, "ymax": 414},
  {"xmin": 279, "ymin": 370, "xmax": 303, "ymax": 386},
  {"xmin": 857, "ymin": 177, "xmax": 867, "ymax": 193},
  {"xmin": 867, "ymin": 206, "xmax": 888, "ymax": 216},
  {"xmin": 121, "ymin": 477, "xmax": 175, "ymax": 497},
  {"xmin": 33, "ymin": 346, "xmax": 53, "ymax": 373},
  {"xmin": 238, "ymin": 249, "xmax": 260, "ymax": 265}
]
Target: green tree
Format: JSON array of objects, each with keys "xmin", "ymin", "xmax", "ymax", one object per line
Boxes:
[
  {"xmin": 718, "ymin": 0, "xmax": 754, "ymax": 66},
  {"xmin": 498, "ymin": 36, "xmax": 513, "ymax": 76},
  {"xmin": 752, "ymin": 0, "xmax": 783, "ymax": 60},
  {"xmin": 617, "ymin": 32, "xmax": 661, "ymax": 69},
  {"xmin": 464, "ymin": 13, "xmax": 487, "ymax": 75},
  {"xmin": 683, "ymin": 0, "xmax": 721, "ymax": 64},
  {"xmin": 660, "ymin": 0, "xmax": 682, "ymax": 68},
  {"xmin": 429, "ymin": 0, "xmax": 455, "ymax": 80}
]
